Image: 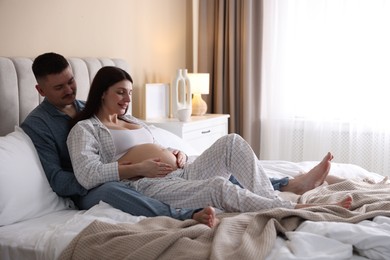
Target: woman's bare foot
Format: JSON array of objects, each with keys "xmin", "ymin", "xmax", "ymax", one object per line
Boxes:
[
  {"xmin": 192, "ymin": 206, "xmax": 220, "ymax": 228},
  {"xmin": 282, "ymin": 152, "xmax": 333, "ymax": 195}
]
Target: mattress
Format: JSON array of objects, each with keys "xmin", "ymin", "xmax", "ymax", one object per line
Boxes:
[
  {"xmin": 0, "ymin": 202, "xmax": 145, "ymax": 260},
  {"xmin": 1, "ymin": 160, "xmax": 389, "ymax": 260}
]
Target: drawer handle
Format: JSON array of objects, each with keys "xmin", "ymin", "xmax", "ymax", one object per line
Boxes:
[{"xmin": 201, "ymin": 130, "xmax": 211, "ymax": 134}]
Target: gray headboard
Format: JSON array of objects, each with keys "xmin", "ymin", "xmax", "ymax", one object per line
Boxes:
[{"xmin": 0, "ymin": 57, "xmax": 130, "ymax": 136}]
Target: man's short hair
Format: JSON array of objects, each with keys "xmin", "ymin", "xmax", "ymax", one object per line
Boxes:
[{"xmin": 32, "ymin": 52, "xmax": 70, "ymax": 81}]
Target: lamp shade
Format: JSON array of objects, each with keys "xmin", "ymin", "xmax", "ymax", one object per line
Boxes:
[{"xmin": 187, "ymin": 73, "xmax": 209, "ymax": 94}]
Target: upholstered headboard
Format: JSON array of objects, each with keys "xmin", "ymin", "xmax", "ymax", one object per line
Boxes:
[{"xmin": 0, "ymin": 57, "xmax": 130, "ymax": 136}]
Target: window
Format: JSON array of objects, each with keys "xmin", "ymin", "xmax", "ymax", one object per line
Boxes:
[{"xmin": 261, "ymin": 0, "xmax": 390, "ymax": 174}]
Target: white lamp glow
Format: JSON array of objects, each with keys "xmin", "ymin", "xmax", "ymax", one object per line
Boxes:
[{"xmin": 188, "ymin": 73, "xmax": 209, "ymax": 116}]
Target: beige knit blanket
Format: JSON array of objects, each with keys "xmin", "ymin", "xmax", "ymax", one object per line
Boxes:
[{"xmin": 59, "ymin": 180, "xmax": 390, "ymax": 260}]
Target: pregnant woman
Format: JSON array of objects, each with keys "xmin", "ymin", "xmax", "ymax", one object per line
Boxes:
[{"xmin": 67, "ymin": 67, "xmax": 352, "ymax": 217}]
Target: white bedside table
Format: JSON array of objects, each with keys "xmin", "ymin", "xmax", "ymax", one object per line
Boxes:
[{"xmin": 145, "ymin": 114, "xmax": 230, "ymax": 153}]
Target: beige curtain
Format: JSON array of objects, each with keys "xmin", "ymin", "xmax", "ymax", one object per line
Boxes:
[{"xmin": 197, "ymin": 0, "xmax": 263, "ymax": 155}]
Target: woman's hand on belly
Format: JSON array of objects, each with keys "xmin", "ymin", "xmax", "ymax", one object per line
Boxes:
[
  {"xmin": 137, "ymin": 158, "xmax": 174, "ymax": 178},
  {"xmin": 119, "ymin": 157, "xmax": 174, "ymax": 179},
  {"xmin": 118, "ymin": 159, "xmax": 173, "ymax": 180},
  {"xmin": 172, "ymin": 150, "xmax": 187, "ymax": 168},
  {"xmin": 118, "ymin": 143, "xmax": 179, "ymax": 179}
]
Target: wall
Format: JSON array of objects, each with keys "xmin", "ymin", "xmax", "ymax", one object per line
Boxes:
[{"xmin": 0, "ymin": 0, "xmax": 193, "ymax": 117}]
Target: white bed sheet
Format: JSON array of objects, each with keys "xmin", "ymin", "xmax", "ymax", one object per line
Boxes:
[
  {"xmin": 0, "ymin": 202, "xmax": 145, "ymax": 260},
  {"xmin": 263, "ymin": 160, "xmax": 390, "ymax": 260},
  {"xmin": 261, "ymin": 160, "xmax": 385, "ymax": 182},
  {"xmin": 266, "ymin": 216, "xmax": 390, "ymax": 260}
]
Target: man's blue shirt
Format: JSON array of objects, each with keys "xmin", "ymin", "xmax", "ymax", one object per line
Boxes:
[{"xmin": 21, "ymin": 98, "xmax": 87, "ymax": 197}]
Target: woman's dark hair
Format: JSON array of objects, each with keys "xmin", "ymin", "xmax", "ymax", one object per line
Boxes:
[{"xmin": 70, "ymin": 66, "xmax": 133, "ymax": 127}]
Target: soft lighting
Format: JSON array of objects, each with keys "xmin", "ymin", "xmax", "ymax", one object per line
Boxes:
[{"xmin": 187, "ymin": 73, "xmax": 209, "ymax": 116}]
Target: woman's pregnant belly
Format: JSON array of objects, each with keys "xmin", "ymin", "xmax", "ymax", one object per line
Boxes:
[{"xmin": 118, "ymin": 143, "xmax": 177, "ymax": 170}]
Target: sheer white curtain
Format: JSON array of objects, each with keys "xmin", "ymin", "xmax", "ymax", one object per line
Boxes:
[{"xmin": 261, "ymin": 0, "xmax": 390, "ymax": 175}]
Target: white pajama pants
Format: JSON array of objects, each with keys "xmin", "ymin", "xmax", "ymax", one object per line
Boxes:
[{"xmin": 129, "ymin": 134, "xmax": 294, "ymax": 212}]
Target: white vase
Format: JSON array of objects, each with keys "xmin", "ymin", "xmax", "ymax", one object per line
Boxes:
[
  {"xmin": 181, "ymin": 69, "xmax": 192, "ymax": 114},
  {"xmin": 170, "ymin": 69, "xmax": 192, "ymax": 118}
]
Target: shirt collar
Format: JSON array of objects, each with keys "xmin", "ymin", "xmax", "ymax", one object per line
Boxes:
[{"xmin": 41, "ymin": 98, "xmax": 85, "ymax": 118}]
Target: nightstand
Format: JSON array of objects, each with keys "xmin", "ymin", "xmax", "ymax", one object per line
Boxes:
[{"xmin": 145, "ymin": 114, "xmax": 230, "ymax": 153}]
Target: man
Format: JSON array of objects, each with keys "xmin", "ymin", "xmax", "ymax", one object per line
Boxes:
[{"xmin": 21, "ymin": 52, "xmax": 217, "ymax": 226}]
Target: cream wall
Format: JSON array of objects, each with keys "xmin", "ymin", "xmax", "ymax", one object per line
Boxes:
[{"xmin": 0, "ymin": 0, "xmax": 193, "ymax": 117}]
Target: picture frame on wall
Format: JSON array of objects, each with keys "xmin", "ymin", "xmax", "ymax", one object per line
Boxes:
[{"xmin": 144, "ymin": 83, "xmax": 170, "ymax": 119}]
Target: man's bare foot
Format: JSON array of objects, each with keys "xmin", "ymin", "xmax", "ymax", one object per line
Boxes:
[
  {"xmin": 337, "ymin": 195, "xmax": 353, "ymax": 209},
  {"xmin": 295, "ymin": 195, "xmax": 353, "ymax": 209},
  {"xmin": 192, "ymin": 206, "xmax": 220, "ymax": 228},
  {"xmin": 281, "ymin": 152, "xmax": 333, "ymax": 195}
]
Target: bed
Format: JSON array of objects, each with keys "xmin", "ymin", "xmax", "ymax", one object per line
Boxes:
[{"xmin": 1, "ymin": 56, "xmax": 390, "ymax": 260}]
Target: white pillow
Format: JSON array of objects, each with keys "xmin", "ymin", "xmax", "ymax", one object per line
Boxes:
[
  {"xmin": 0, "ymin": 126, "xmax": 69, "ymax": 226},
  {"xmin": 149, "ymin": 125, "xmax": 200, "ymax": 156}
]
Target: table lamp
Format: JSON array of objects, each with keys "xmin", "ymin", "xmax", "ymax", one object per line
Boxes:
[{"xmin": 188, "ymin": 73, "xmax": 209, "ymax": 116}]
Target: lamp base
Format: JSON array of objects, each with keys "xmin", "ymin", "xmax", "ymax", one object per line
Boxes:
[{"xmin": 192, "ymin": 94, "xmax": 207, "ymax": 116}]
